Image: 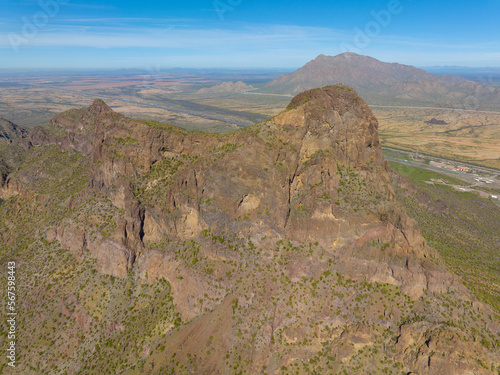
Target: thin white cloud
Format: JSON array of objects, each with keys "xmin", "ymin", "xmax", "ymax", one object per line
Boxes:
[
  {"xmin": 0, "ymin": 16, "xmax": 497, "ymax": 53},
  {"xmin": 53, "ymin": 3, "xmax": 117, "ymax": 10},
  {"xmin": 54, "ymin": 17, "xmax": 196, "ymax": 23},
  {"xmin": 0, "ymin": 23, "xmax": 345, "ymax": 49}
]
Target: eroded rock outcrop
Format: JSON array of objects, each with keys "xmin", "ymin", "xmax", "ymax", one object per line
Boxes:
[{"xmin": 26, "ymin": 87, "xmax": 455, "ymax": 296}]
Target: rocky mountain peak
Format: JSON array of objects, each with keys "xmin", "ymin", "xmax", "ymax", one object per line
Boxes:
[
  {"xmin": 286, "ymin": 84, "xmax": 373, "ymax": 116},
  {"xmin": 274, "ymin": 85, "xmax": 383, "ymax": 170},
  {"xmin": 89, "ymin": 98, "xmax": 113, "ymax": 114}
]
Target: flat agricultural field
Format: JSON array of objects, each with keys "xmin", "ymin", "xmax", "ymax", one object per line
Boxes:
[{"xmin": 374, "ymin": 106, "xmax": 500, "ymax": 169}]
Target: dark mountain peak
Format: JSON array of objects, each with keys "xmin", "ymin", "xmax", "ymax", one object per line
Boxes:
[
  {"xmin": 28, "ymin": 99, "xmax": 116, "ymax": 154},
  {"xmin": 89, "ymin": 99, "xmax": 113, "ymax": 115},
  {"xmin": 286, "ymin": 84, "xmax": 370, "ymax": 116},
  {"xmin": 274, "ymin": 85, "xmax": 384, "ymax": 171}
]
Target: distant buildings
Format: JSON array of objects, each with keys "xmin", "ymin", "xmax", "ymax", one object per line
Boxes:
[
  {"xmin": 429, "ymin": 161, "xmax": 446, "ymax": 168},
  {"xmin": 429, "ymin": 161, "xmax": 474, "ymax": 173},
  {"xmin": 475, "ymin": 178, "xmax": 495, "ymax": 184}
]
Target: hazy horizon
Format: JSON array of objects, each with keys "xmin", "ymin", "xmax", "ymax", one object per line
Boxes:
[{"xmin": 2, "ymin": 54, "xmax": 500, "ymax": 78}]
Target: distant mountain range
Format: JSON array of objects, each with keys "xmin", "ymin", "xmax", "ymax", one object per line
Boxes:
[
  {"xmin": 263, "ymin": 53, "xmax": 500, "ymax": 110},
  {"xmin": 197, "ymin": 80, "xmax": 252, "ymax": 94}
]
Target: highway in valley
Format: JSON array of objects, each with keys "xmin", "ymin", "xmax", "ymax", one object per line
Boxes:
[{"xmin": 383, "ymin": 148, "xmax": 500, "ymax": 193}]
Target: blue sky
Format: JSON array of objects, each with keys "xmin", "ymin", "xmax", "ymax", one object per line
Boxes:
[{"xmin": 0, "ymin": 0, "xmax": 499, "ymax": 70}]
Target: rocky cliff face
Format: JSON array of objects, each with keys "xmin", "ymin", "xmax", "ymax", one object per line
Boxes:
[
  {"xmin": 28, "ymin": 87, "xmax": 433, "ymax": 285},
  {"xmin": 2, "ymin": 86, "xmax": 498, "ymax": 374}
]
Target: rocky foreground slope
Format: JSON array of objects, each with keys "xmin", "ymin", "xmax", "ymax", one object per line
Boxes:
[{"xmin": 0, "ymin": 85, "xmax": 499, "ymax": 374}]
